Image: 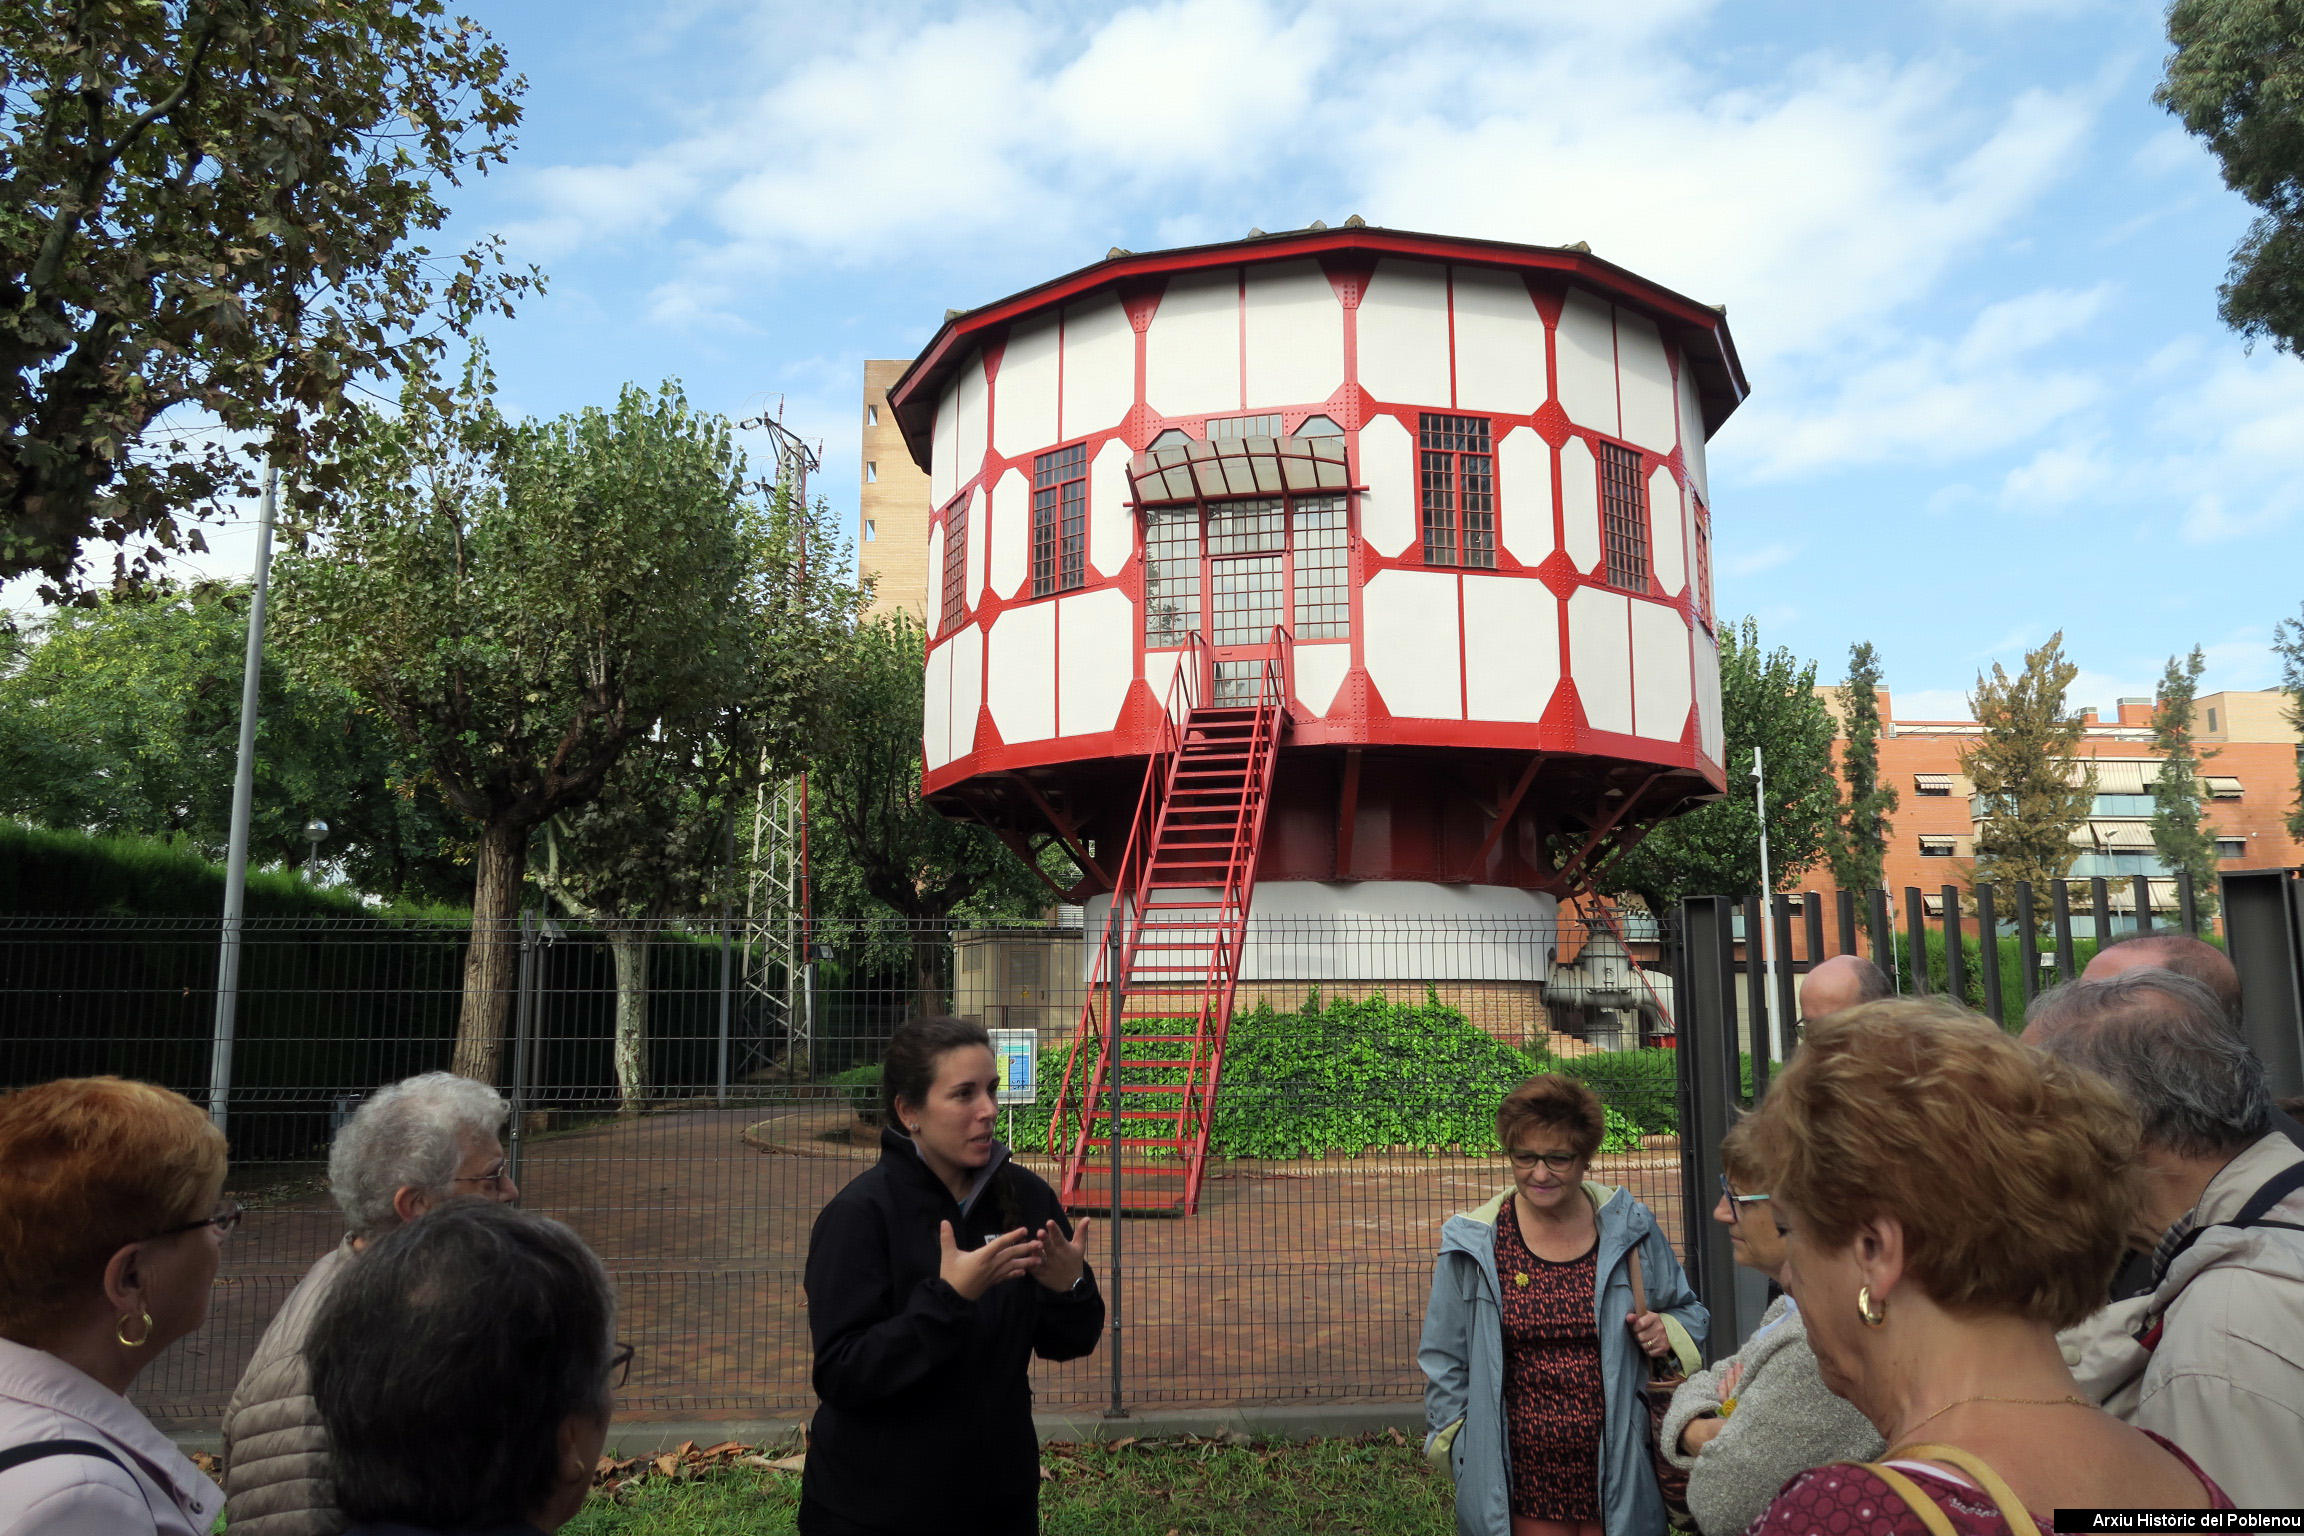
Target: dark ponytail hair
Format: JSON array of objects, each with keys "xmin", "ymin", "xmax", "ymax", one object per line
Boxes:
[{"xmin": 881, "ymin": 1014, "xmax": 992, "ymax": 1128}]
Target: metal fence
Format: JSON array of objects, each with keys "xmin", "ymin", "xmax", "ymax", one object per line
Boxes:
[{"xmin": 0, "ymin": 907, "xmax": 1700, "ymax": 1427}]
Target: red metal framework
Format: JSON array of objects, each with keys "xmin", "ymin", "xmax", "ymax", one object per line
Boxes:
[
  {"xmin": 1047, "ymin": 628, "xmax": 1290, "ymax": 1215},
  {"xmin": 1598, "ymin": 439, "xmax": 1650, "ymax": 592},
  {"xmin": 1417, "ymin": 412, "xmax": 1496, "ymax": 568},
  {"xmin": 1031, "ymin": 443, "xmax": 1088, "ymax": 597}
]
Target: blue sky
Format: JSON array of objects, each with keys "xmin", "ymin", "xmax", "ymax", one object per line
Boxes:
[{"xmin": 53, "ymin": 0, "xmax": 2304, "ymax": 719}]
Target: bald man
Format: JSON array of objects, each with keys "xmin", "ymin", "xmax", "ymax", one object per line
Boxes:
[
  {"xmin": 1797, "ymin": 953, "xmax": 1892, "ymax": 1023},
  {"xmin": 2084, "ymin": 931, "xmax": 2241, "ymax": 1021}
]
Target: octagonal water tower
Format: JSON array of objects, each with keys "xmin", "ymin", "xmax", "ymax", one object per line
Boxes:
[{"xmin": 886, "ymin": 225, "xmax": 1745, "ymax": 1211}]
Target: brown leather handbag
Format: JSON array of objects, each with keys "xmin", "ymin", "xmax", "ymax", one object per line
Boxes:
[{"xmin": 1627, "ymin": 1249, "xmax": 1695, "ymax": 1528}]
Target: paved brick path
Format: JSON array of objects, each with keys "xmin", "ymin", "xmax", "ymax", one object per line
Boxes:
[{"xmin": 145, "ymin": 1103, "xmax": 1692, "ymax": 1427}]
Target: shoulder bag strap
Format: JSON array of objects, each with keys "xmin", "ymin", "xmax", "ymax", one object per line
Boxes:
[
  {"xmin": 1862, "ymin": 1462, "xmax": 1961, "ymax": 1536},
  {"xmin": 1628, "ymin": 1246, "xmax": 1647, "ymax": 1315},
  {"xmin": 2162, "ymin": 1159, "xmax": 2304, "ymax": 1271},
  {"xmin": 1894, "ymin": 1442, "xmax": 2036, "ymax": 1531},
  {"xmin": 0, "ymin": 1439, "xmax": 130, "ymax": 1477}
]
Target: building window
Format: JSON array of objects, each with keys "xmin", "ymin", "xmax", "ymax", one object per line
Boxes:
[
  {"xmin": 2217, "ymin": 838, "xmax": 2247, "ymax": 859},
  {"xmin": 2206, "ymin": 707, "xmax": 2218, "ymax": 733},
  {"xmin": 1149, "ymin": 428, "xmax": 1195, "ymax": 450},
  {"xmin": 1296, "ymin": 414, "xmax": 1345, "ymax": 438},
  {"xmin": 939, "ymin": 496, "xmax": 968, "ymax": 632},
  {"xmin": 1031, "ymin": 443, "xmax": 1089, "ymax": 598},
  {"xmin": 1209, "ymin": 414, "xmax": 1283, "ymax": 440},
  {"xmin": 1418, "ymin": 413, "xmax": 1496, "ymax": 568},
  {"xmin": 1597, "ymin": 440, "xmax": 1648, "ymax": 591},
  {"xmin": 864, "ymin": 519, "xmax": 876, "ymax": 542},
  {"xmin": 1919, "ymin": 835, "xmax": 1957, "ymax": 858},
  {"xmin": 1692, "ymin": 496, "xmax": 1713, "ymax": 629},
  {"xmin": 867, "ymin": 404, "xmax": 879, "ymax": 426},
  {"xmin": 1914, "ymin": 774, "xmax": 1952, "ymax": 796},
  {"xmin": 1293, "ymin": 495, "xmax": 1349, "ymax": 639},
  {"xmin": 1143, "ymin": 506, "xmax": 1200, "ymax": 647},
  {"xmin": 2205, "ymin": 776, "xmax": 2243, "ymax": 799},
  {"xmin": 865, "ymin": 462, "xmax": 878, "ymax": 484}
]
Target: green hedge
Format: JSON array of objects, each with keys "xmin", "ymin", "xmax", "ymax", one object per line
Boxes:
[{"xmin": 0, "ymin": 821, "xmax": 463, "ymax": 919}]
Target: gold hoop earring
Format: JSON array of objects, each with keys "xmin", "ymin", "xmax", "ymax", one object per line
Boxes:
[
  {"xmin": 116, "ymin": 1310, "xmax": 154, "ymax": 1348},
  {"xmin": 1857, "ymin": 1285, "xmax": 1887, "ymax": 1329}
]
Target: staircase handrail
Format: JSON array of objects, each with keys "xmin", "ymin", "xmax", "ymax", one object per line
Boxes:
[{"xmin": 1046, "ymin": 633, "xmax": 1205, "ymax": 1157}]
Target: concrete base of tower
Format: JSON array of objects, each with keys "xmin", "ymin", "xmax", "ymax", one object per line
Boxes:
[{"xmin": 1081, "ymin": 881, "xmax": 1559, "ymax": 984}]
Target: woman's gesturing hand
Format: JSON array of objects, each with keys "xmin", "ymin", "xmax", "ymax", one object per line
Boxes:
[
  {"xmin": 940, "ymin": 1222, "xmax": 1043, "ymax": 1301},
  {"xmin": 1033, "ymin": 1217, "xmax": 1094, "ymax": 1294}
]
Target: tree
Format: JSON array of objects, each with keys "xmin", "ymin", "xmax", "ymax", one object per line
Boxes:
[
  {"xmin": 0, "ymin": 580, "xmax": 464, "ymax": 900},
  {"xmin": 2, "ymin": 0, "xmax": 535, "ymax": 600},
  {"xmin": 808, "ymin": 614, "xmax": 1051, "ymax": 1012},
  {"xmin": 1962, "ymin": 633, "xmax": 2095, "ymax": 895},
  {"xmin": 1597, "ymin": 616, "xmax": 1840, "ymax": 913},
  {"xmin": 275, "ymin": 361, "xmax": 816, "ymax": 1083},
  {"xmin": 2156, "ymin": 0, "xmax": 2304, "ymax": 355},
  {"xmin": 1828, "ymin": 640, "xmax": 1898, "ymax": 898},
  {"xmin": 532, "ymin": 490, "xmax": 855, "ymax": 1115},
  {"xmin": 2276, "ymin": 601, "xmax": 2304, "ymax": 841},
  {"xmin": 2149, "ymin": 646, "xmax": 2221, "ymax": 920}
]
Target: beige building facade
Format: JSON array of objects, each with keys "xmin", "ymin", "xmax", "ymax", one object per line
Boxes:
[{"xmin": 859, "ymin": 359, "xmax": 934, "ymax": 620}]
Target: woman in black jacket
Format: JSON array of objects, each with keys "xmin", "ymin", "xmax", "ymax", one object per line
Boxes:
[{"xmin": 800, "ymin": 1016, "xmax": 1103, "ymax": 1536}]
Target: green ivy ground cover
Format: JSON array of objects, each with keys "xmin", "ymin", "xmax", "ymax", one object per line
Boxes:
[{"xmin": 1003, "ymin": 991, "xmax": 1643, "ymax": 1161}]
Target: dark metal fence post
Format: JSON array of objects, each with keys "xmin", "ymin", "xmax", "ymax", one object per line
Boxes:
[
  {"xmin": 1741, "ymin": 896, "xmax": 1768, "ymax": 1103},
  {"xmin": 1676, "ymin": 897, "xmax": 1747, "ymax": 1347},
  {"xmin": 1976, "ymin": 884, "xmax": 2003, "ymax": 1026},
  {"xmin": 508, "ymin": 909, "xmax": 538, "ymax": 1188},
  {"xmin": 2220, "ymin": 869, "xmax": 2304, "ymax": 1098},
  {"xmin": 2052, "ymin": 882, "xmax": 2076, "ymax": 981},
  {"xmin": 1903, "ymin": 888, "xmax": 1928, "ymax": 994},
  {"xmin": 2016, "ymin": 881, "xmax": 2041, "ymax": 1007},
  {"xmin": 1802, "ymin": 894, "xmax": 1824, "ymax": 970},
  {"xmin": 1868, "ymin": 888, "xmax": 1894, "ymax": 986},
  {"xmin": 1770, "ymin": 896, "xmax": 1799, "ymax": 1056},
  {"xmin": 2178, "ymin": 872, "xmax": 2199, "ymax": 937},
  {"xmin": 1942, "ymin": 886, "xmax": 1966, "ymax": 1006},
  {"xmin": 2090, "ymin": 877, "xmax": 2113, "ymax": 944},
  {"xmin": 1103, "ymin": 906, "xmax": 1127, "ymax": 1420},
  {"xmin": 1835, "ymin": 890, "xmax": 1858, "ymax": 957}
]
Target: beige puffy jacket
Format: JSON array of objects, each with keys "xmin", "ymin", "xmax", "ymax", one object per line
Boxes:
[
  {"xmin": 2061, "ymin": 1132, "xmax": 2304, "ymax": 1508},
  {"xmin": 220, "ymin": 1240, "xmax": 355, "ymax": 1536}
]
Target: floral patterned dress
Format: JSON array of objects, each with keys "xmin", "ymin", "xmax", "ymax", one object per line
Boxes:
[{"xmin": 1493, "ymin": 1208, "xmax": 1604, "ymax": 1522}]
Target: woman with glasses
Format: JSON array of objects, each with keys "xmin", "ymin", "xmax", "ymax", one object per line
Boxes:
[
  {"xmin": 0, "ymin": 1078, "xmax": 234, "ymax": 1534},
  {"xmin": 1419, "ymin": 1073, "xmax": 1707, "ymax": 1536},
  {"xmin": 1657, "ymin": 1124, "xmax": 1881, "ymax": 1535},
  {"xmin": 308, "ymin": 1199, "xmax": 619, "ymax": 1535}
]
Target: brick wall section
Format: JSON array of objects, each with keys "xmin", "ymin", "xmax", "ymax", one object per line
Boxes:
[{"xmin": 860, "ymin": 359, "xmax": 933, "ymax": 622}]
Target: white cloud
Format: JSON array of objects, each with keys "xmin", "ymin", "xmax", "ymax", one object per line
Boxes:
[
  {"xmin": 1722, "ymin": 541, "xmax": 1800, "ymax": 578},
  {"xmin": 2130, "ymin": 126, "xmax": 2207, "ymax": 178},
  {"xmin": 1999, "ymin": 437, "xmax": 2110, "ymax": 511}
]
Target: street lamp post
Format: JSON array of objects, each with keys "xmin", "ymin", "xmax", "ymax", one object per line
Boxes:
[{"xmin": 302, "ymin": 818, "xmax": 329, "ymax": 879}]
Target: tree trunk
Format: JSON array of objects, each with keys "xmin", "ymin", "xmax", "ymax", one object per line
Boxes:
[
  {"xmin": 453, "ymin": 819, "xmax": 528, "ymax": 1083},
  {"xmin": 909, "ymin": 924, "xmax": 948, "ymax": 1020},
  {"xmin": 605, "ymin": 920, "xmax": 651, "ymax": 1118}
]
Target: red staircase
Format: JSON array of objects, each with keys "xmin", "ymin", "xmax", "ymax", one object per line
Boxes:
[{"xmin": 1047, "ymin": 635, "xmax": 1287, "ymax": 1215}]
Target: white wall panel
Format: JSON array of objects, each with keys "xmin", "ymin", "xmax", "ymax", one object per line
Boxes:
[
  {"xmin": 1144, "ymin": 647, "xmax": 1184, "ymax": 722},
  {"xmin": 1647, "ymin": 463, "xmax": 1685, "ymax": 596},
  {"xmin": 925, "ymin": 521, "xmax": 946, "ymax": 631},
  {"xmin": 1090, "ymin": 439, "xmax": 1132, "ymax": 578},
  {"xmin": 1058, "ymin": 588, "xmax": 1133, "ymax": 738},
  {"xmin": 1144, "ymin": 269, "xmax": 1238, "ymax": 420},
  {"xmin": 1293, "ymin": 641, "xmax": 1351, "ymax": 718},
  {"xmin": 1497, "ymin": 425, "xmax": 1555, "ymax": 567},
  {"xmin": 947, "ymin": 623, "xmax": 984, "ymax": 763},
  {"xmin": 964, "ymin": 486, "xmax": 986, "ymax": 611},
  {"xmin": 1462, "ymin": 575, "xmax": 1559, "ymax": 723},
  {"xmin": 1555, "ymin": 288, "xmax": 1618, "ymax": 436},
  {"xmin": 1561, "ymin": 436, "xmax": 1601, "ymax": 573},
  {"xmin": 1631, "ymin": 599, "xmax": 1691, "ymax": 741},
  {"xmin": 1063, "ymin": 295, "xmax": 1136, "ymax": 438},
  {"xmin": 1615, "ymin": 309, "xmax": 1677, "ymax": 456},
  {"xmin": 1694, "ymin": 636, "xmax": 1724, "ymax": 763},
  {"xmin": 987, "ymin": 601, "xmax": 1056, "ymax": 745},
  {"xmin": 1085, "ymin": 881, "xmax": 1559, "ymax": 984},
  {"xmin": 1244, "ymin": 259, "xmax": 1343, "ymax": 408},
  {"xmin": 1568, "ymin": 586, "xmax": 1632, "ymax": 735},
  {"xmin": 1358, "ymin": 259, "xmax": 1452, "ymax": 405},
  {"xmin": 931, "ymin": 378, "xmax": 960, "ymax": 505},
  {"xmin": 1451, "ymin": 266, "xmax": 1548, "ymax": 415},
  {"xmin": 992, "ymin": 314, "xmax": 1059, "ymax": 459},
  {"xmin": 923, "ymin": 634, "xmax": 954, "ymax": 771},
  {"xmin": 1363, "ymin": 568, "xmax": 1462, "ymax": 719},
  {"xmin": 987, "ymin": 470, "xmax": 1026, "ymax": 601},
  {"xmin": 1677, "ymin": 360, "xmax": 1709, "ymax": 503},
  {"xmin": 1358, "ymin": 413, "xmax": 1417, "ymax": 559},
  {"xmin": 954, "ymin": 356, "xmax": 989, "ymax": 490}
]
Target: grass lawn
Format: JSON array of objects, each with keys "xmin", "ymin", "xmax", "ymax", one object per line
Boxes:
[{"xmin": 564, "ymin": 1434, "xmax": 1454, "ymax": 1536}]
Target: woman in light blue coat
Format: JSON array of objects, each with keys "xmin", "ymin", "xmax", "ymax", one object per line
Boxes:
[{"xmin": 1419, "ymin": 1075, "xmax": 1705, "ymax": 1536}]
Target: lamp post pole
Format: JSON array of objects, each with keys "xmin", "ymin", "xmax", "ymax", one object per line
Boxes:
[
  {"xmin": 210, "ymin": 464, "xmax": 280, "ymax": 1136},
  {"xmin": 1753, "ymin": 745, "xmax": 1780, "ymax": 1062}
]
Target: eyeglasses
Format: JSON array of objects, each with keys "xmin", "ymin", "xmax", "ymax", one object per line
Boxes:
[
  {"xmin": 153, "ymin": 1201, "xmax": 244, "ymax": 1240},
  {"xmin": 1507, "ymin": 1149, "xmax": 1582, "ymax": 1173},
  {"xmin": 452, "ymin": 1160, "xmax": 512, "ymax": 1192},
  {"xmin": 1719, "ymin": 1174, "xmax": 1771, "ymax": 1223},
  {"xmin": 607, "ymin": 1341, "xmax": 635, "ymax": 1389}
]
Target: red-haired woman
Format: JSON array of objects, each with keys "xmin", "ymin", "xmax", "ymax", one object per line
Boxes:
[
  {"xmin": 1420, "ymin": 1073, "xmax": 1706, "ymax": 1536},
  {"xmin": 0, "ymin": 1078, "xmax": 234, "ymax": 1533}
]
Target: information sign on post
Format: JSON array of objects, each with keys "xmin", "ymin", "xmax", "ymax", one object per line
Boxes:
[{"xmin": 988, "ymin": 1028, "xmax": 1039, "ymax": 1109}]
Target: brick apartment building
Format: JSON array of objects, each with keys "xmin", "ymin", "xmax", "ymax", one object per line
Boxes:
[{"xmin": 1803, "ymin": 685, "xmax": 2304, "ymax": 926}]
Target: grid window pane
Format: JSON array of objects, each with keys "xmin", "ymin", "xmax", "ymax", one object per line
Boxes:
[
  {"xmin": 1418, "ymin": 414, "xmax": 1496, "ymax": 569},
  {"xmin": 1143, "ymin": 507, "xmax": 1200, "ymax": 647},
  {"xmin": 1598, "ymin": 441, "xmax": 1649, "ymax": 592},
  {"xmin": 1032, "ymin": 444, "xmax": 1091, "ymax": 598},
  {"xmin": 1211, "ymin": 554, "xmax": 1283, "ymax": 645},
  {"xmin": 939, "ymin": 496, "xmax": 968, "ymax": 633},
  {"xmin": 1291, "ymin": 495, "xmax": 1349, "ymax": 640},
  {"xmin": 1209, "ymin": 414, "xmax": 1284, "ymax": 440},
  {"xmin": 1209, "ymin": 497, "xmax": 1285, "ymax": 555},
  {"xmin": 1692, "ymin": 497, "xmax": 1712, "ymax": 629}
]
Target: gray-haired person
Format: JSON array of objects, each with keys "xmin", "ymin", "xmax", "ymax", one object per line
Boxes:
[
  {"xmin": 220, "ymin": 1073, "xmax": 521, "ymax": 1535},
  {"xmin": 309, "ymin": 1199, "xmax": 620, "ymax": 1535},
  {"xmin": 2027, "ymin": 969, "xmax": 2304, "ymax": 1507}
]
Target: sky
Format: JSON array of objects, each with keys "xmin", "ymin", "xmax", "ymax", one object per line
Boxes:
[{"xmin": 34, "ymin": 0, "xmax": 2304, "ymax": 721}]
